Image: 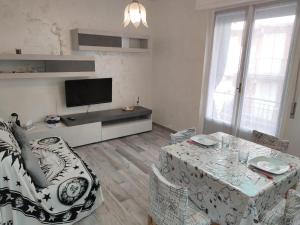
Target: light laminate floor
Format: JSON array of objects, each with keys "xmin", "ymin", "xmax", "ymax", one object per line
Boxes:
[{"xmin": 75, "ymin": 124, "xmax": 171, "ymax": 225}]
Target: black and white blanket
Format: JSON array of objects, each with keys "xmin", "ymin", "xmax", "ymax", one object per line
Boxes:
[{"xmin": 0, "ymin": 119, "xmax": 104, "ymax": 225}]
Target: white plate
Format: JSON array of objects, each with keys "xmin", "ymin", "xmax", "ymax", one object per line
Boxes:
[
  {"xmin": 248, "ymin": 156, "xmax": 290, "ymax": 175},
  {"xmin": 190, "ymin": 135, "xmax": 218, "ymax": 146}
]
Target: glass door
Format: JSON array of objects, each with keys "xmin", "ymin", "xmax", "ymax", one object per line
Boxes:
[
  {"xmin": 238, "ymin": 2, "xmax": 298, "ymax": 137},
  {"xmin": 204, "ymin": 10, "xmax": 247, "ymax": 134},
  {"xmin": 204, "ymin": 1, "xmax": 298, "ymax": 137}
]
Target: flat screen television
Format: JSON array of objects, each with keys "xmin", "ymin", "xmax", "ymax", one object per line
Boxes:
[{"xmin": 65, "ymin": 78, "xmax": 112, "ymax": 107}]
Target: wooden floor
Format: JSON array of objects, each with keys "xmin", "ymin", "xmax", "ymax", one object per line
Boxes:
[{"xmin": 75, "ymin": 124, "xmax": 171, "ymax": 225}]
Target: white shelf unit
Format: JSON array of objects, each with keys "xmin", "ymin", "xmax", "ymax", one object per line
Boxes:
[
  {"xmin": 71, "ymin": 29, "xmax": 150, "ymax": 53},
  {"xmin": 26, "ymin": 107, "xmax": 153, "ymax": 147},
  {"xmin": 25, "ymin": 118, "xmax": 152, "ymax": 147},
  {"xmin": 0, "ymin": 54, "xmax": 96, "ymax": 79}
]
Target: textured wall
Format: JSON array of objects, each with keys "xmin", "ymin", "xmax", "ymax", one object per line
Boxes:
[{"xmin": 0, "ymin": 0, "xmax": 153, "ymax": 123}]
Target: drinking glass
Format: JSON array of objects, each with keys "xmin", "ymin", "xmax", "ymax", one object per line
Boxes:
[
  {"xmin": 222, "ymin": 136, "xmax": 231, "ymax": 150},
  {"xmin": 238, "ymin": 149, "xmax": 249, "ymax": 164}
]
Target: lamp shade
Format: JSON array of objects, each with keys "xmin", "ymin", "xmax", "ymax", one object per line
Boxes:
[{"xmin": 123, "ymin": 0, "xmax": 148, "ymax": 28}]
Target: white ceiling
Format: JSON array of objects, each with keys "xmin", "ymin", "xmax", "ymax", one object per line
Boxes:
[{"xmin": 196, "ymin": 0, "xmax": 275, "ymax": 10}]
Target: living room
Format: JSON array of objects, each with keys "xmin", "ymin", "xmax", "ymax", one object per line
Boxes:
[{"xmin": 1, "ymin": 0, "xmax": 300, "ymax": 225}]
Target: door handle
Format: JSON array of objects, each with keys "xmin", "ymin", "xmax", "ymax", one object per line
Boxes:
[
  {"xmin": 237, "ymin": 82, "xmax": 242, "ymax": 93},
  {"xmin": 290, "ymin": 102, "xmax": 297, "ymax": 119}
]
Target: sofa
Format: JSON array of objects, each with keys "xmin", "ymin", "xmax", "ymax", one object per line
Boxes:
[{"xmin": 0, "ymin": 119, "xmax": 104, "ymax": 225}]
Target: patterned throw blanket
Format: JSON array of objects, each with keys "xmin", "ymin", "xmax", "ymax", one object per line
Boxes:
[{"xmin": 0, "ymin": 119, "xmax": 104, "ymax": 225}]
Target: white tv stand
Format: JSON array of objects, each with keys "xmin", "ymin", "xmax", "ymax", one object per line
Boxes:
[{"xmin": 26, "ymin": 106, "xmax": 152, "ymax": 147}]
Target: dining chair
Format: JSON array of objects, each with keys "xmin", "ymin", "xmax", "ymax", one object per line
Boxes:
[
  {"xmin": 252, "ymin": 130, "xmax": 289, "ymax": 152},
  {"xmin": 260, "ymin": 189, "xmax": 300, "ymax": 225},
  {"xmin": 170, "ymin": 128, "xmax": 196, "ymax": 144},
  {"xmin": 148, "ymin": 164, "xmax": 211, "ymax": 225}
]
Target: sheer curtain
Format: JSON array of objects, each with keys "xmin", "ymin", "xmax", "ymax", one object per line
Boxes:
[
  {"xmin": 204, "ymin": 1, "xmax": 298, "ymax": 138},
  {"xmin": 204, "ymin": 10, "xmax": 246, "ymax": 134}
]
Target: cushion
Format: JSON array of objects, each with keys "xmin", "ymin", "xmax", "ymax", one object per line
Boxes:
[
  {"xmin": 260, "ymin": 199, "xmax": 286, "ymax": 225},
  {"xmin": 252, "ymin": 130, "xmax": 289, "ymax": 152},
  {"xmin": 12, "ymin": 123, "xmax": 28, "ymax": 148},
  {"xmin": 0, "ymin": 118, "xmax": 21, "ymax": 152},
  {"xmin": 170, "ymin": 128, "xmax": 196, "ymax": 144},
  {"xmin": 187, "ymin": 200, "xmax": 211, "ymax": 225},
  {"xmin": 12, "ymin": 123, "xmax": 48, "ymax": 188},
  {"xmin": 285, "ymin": 189, "xmax": 300, "ymax": 225},
  {"xmin": 21, "ymin": 144, "xmax": 48, "ymax": 187}
]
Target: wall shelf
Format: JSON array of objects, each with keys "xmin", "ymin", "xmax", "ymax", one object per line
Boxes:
[
  {"xmin": 71, "ymin": 29, "xmax": 150, "ymax": 53},
  {"xmin": 0, "ymin": 54, "xmax": 96, "ymax": 79},
  {"xmin": 0, "ymin": 72, "xmax": 94, "ymax": 79}
]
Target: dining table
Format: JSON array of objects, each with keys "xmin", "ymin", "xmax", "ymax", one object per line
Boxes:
[{"xmin": 159, "ymin": 132, "xmax": 300, "ymax": 225}]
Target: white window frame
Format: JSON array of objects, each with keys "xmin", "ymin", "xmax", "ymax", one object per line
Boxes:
[{"xmin": 199, "ymin": 0, "xmax": 300, "ymax": 138}]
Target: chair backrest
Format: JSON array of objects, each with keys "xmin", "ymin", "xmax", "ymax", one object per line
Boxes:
[
  {"xmin": 170, "ymin": 128, "xmax": 196, "ymax": 144},
  {"xmin": 284, "ymin": 189, "xmax": 300, "ymax": 225},
  {"xmin": 149, "ymin": 164, "xmax": 189, "ymax": 225},
  {"xmin": 252, "ymin": 130, "xmax": 289, "ymax": 152}
]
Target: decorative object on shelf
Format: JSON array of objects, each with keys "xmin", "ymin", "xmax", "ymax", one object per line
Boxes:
[
  {"xmin": 9, "ymin": 113, "xmax": 21, "ymax": 126},
  {"xmin": 23, "ymin": 120, "xmax": 34, "ymax": 130},
  {"xmin": 123, "ymin": 0, "xmax": 148, "ymax": 28},
  {"xmin": 15, "ymin": 49, "xmax": 22, "ymax": 54},
  {"xmin": 122, "ymin": 106, "xmax": 135, "ymax": 112},
  {"xmin": 45, "ymin": 115, "xmax": 61, "ymax": 125}
]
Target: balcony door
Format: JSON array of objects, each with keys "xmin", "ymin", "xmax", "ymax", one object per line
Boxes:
[{"xmin": 204, "ymin": 1, "xmax": 298, "ymax": 138}]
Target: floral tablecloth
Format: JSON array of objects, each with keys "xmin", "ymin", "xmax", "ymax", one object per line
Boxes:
[{"xmin": 159, "ymin": 132, "xmax": 300, "ymax": 225}]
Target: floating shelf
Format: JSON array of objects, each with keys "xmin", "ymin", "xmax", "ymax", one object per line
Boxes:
[
  {"xmin": 71, "ymin": 29, "xmax": 150, "ymax": 53},
  {"xmin": 0, "ymin": 72, "xmax": 94, "ymax": 79},
  {"xmin": 0, "ymin": 54, "xmax": 96, "ymax": 79}
]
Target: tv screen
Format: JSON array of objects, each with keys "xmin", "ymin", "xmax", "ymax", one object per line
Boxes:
[{"xmin": 65, "ymin": 78, "xmax": 112, "ymax": 107}]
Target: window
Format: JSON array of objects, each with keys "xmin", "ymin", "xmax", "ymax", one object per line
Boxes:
[{"xmin": 204, "ymin": 1, "xmax": 297, "ymax": 137}]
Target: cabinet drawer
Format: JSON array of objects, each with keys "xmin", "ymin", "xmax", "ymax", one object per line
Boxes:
[{"xmin": 102, "ymin": 119, "xmax": 152, "ymax": 141}]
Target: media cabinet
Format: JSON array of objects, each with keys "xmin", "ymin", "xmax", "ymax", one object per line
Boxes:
[{"xmin": 26, "ymin": 106, "xmax": 152, "ymax": 147}]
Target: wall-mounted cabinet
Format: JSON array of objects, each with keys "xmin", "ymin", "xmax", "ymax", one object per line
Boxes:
[
  {"xmin": 71, "ymin": 29, "xmax": 150, "ymax": 53},
  {"xmin": 0, "ymin": 54, "xmax": 95, "ymax": 79}
]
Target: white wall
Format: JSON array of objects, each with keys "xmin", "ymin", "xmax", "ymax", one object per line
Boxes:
[
  {"xmin": 151, "ymin": 0, "xmax": 210, "ymax": 131},
  {"xmin": 282, "ymin": 16, "xmax": 300, "ymax": 157},
  {"xmin": 0, "ymin": 0, "xmax": 153, "ymax": 123}
]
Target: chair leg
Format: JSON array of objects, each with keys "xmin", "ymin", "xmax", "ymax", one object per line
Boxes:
[{"xmin": 148, "ymin": 215, "xmax": 153, "ymax": 225}]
